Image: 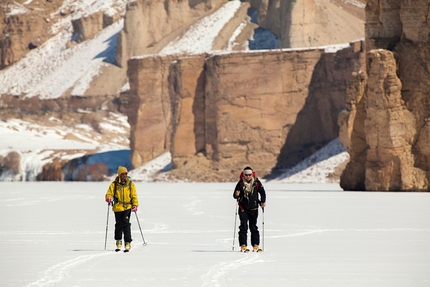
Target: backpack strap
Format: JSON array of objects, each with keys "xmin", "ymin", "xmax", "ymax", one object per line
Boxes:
[{"xmin": 112, "ymin": 179, "xmax": 133, "ymax": 205}]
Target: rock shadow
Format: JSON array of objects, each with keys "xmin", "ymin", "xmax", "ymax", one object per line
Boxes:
[{"xmin": 268, "ymin": 52, "xmax": 351, "ymax": 179}]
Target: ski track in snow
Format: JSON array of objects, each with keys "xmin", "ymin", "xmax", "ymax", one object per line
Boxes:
[
  {"xmin": 13, "ymin": 225, "xmax": 430, "ymax": 287},
  {"xmin": 267, "ymin": 227, "xmax": 430, "ymax": 239},
  {"xmin": 25, "ymin": 253, "xmax": 110, "ymax": 287},
  {"xmin": 183, "ymin": 197, "xmax": 203, "ymax": 215},
  {"xmin": 201, "ymin": 255, "xmax": 264, "ymax": 287}
]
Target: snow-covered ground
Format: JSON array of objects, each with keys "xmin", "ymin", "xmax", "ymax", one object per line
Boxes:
[{"xmin": 0, "ymin": 182, "xmax": 429, "ymax": 287}]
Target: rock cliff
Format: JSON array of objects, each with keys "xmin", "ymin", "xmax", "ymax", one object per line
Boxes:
[
  {"xmin": 127, "ymin": 41, "xmax": 365, "ymax": 182},
  {"xmin": 0, "ymin": 0, "xmax": 367, "ymax": 182},
  {"xmin": 248, "ymin": 0, "xmax": 365, "ymax": 48},
  {"xmin": 116, "ymin": 0, "xmax": 226, "ymax": 67},
  {"xmin": 339, "ymin": 0, "xmax": 430, "ymax": 191},
  {"xmin": 0, "ymin": 0, "xmax": 62, "ymax": 70}
]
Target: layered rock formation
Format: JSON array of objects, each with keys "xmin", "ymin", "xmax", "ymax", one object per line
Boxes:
[
  {"xmin": 116, "ymin": 0, "xmax": 226, "ymax": 67},
  {"xmin": 127, "ymin": 41, "xmax": 365, "ymax": 181},
  {"xmin": 339, "ymin": 0, "xmax": 430, "ymax": 191},
  {"xmin": 0, "ymin": 0, "xmax": 62, "ymax": 70},
  {"xmin": 1, "ymin": 0, "xmax": 368, "ymax": 182},
  {"xmin": 71, "ymin": 11, "xmax": 123, "ymax": 44},
  {"xmin": 247, "ymin": 0, "xmax": 365, "ymax": 48}
]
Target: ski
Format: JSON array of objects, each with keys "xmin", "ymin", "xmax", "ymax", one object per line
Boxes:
[{"xmin": 240, "ymin": 248, "xmax": 263, "ymax": 253}]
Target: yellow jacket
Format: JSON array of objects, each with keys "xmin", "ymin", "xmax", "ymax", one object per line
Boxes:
[{"xmin": 105, "ymin": 177, "xmax": 138, "ymax": 212}]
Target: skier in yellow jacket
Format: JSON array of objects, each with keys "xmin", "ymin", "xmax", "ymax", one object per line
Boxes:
[{"xmin": 105, "ymin": 166, "xmax": 139, "ymax": 252}]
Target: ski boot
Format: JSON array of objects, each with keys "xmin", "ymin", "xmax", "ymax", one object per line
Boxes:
[
  {"xmin": 124, "ymin": 242, "xmax": 131, "ymax": 253},
  {"xmin": 241, "ymin": 245, "xmax": 250, "ymax": 253},
  {"xmin": 115, "ymin": 240, "xmax": 122, "ymax": 252},
  {"xmin": 253, "ymin": 245, "xmax": 263, "ymax": 252}
]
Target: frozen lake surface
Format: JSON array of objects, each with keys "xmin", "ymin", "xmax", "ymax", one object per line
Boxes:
[{"xmin": 1, "ymin": 182, "xmax": 429, "ymax": 287}]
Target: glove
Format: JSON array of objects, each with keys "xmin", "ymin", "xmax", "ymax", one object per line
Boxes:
[
  {"xmin": 106, "ymin": 197, "xmax": 113, "ymax": 204},
  {"xmin": 132, "ymin": 206, "xmax": 138, "ymax": 213}
]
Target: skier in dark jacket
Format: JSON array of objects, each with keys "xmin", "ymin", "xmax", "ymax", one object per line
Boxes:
[{"xmin": 233, "ymin": 166, "xmax": 266, "ymax": 252}]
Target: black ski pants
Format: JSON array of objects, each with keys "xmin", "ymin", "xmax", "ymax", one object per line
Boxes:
[
  {"xmin": 114, "ymin": 209, "xmax": 132, "ymax": 243},
  {"xmin": 238, "ymin": 209, "xmax": 259, "ymax": 247}
]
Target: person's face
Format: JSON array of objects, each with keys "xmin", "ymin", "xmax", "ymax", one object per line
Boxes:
[
  {"xmin": 120, "ymin": 172, "xmax": 128, "ymax": 182},
  {"xmin": 244, "ymin": 172, "xmax": 253, "ymax": 182}
]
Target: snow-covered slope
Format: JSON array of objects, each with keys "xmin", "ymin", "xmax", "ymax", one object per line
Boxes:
[
  {"xmin": 0, "ymin": 18, "xmax": 123, "ymax": 99},
  {"xmin": 0, "ymin": 0, "xmax": 129, "ymax": 99}
]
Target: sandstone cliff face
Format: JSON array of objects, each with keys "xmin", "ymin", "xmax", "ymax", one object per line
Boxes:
[
  {"xmin": 169, "ymin": 56, "xmax": 206, "ymax": 168},
  {"xmin": 127, "ymin": 41, "xmax": 365, "ymax": 181},
  {"xmin": 127, "ymin": 55, "xmax": 176, "ymax": 168},
  {"xmin": 339, "ymin": 0, "xmax": 430, "ymax": 191},
  {"xmin": 0, "ymin": 0, "xmax": 62, "ymax": 70},
  {"xmin": 71, "ymin": 11, "xmax": 123, "ymax": 44},
  {"xmin": 247, "ymin": 0, "xmax": 365, "ymax": 49},
  {"xmin": 0, "ymin": 0, "xmax": 127, "ymax": 99},
  {"xmin": 0, "ymin": 0, "xmax": 368, "ymax": 182},
  {"xmin": 116, "ymin": 0, "xmax": 226, "ymax": 67}
]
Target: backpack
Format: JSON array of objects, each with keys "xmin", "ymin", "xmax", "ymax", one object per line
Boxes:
[{"xmin": 112, "ymin": 178, "xmax": 133, "ymax": 204}]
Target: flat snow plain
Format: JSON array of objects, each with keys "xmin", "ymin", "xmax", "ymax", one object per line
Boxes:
[{"xmin": 1, "ymin": 182, "xmax": 429, "ymax": 287}]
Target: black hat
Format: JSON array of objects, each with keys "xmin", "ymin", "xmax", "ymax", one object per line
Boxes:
[{"xmin": 243, "ymin": 166, "xmax": 253, "ymax": 171}]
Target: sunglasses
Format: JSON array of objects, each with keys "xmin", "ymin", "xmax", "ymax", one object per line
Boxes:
[{"xmin": 244, "ymin": 173, "xmax": 253, "ymax": 176}]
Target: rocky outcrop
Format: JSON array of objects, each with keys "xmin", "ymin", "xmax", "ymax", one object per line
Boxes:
[
  {"xmin": 116, "ymin": 0, "xmax": 226, "ymax": 67},
  {"xmin": 205, "ymin": 43, "xmax": 364, "ymax": 172},
  {"xmin": 339, "ymin": 0, "xmax": 430, "ymax": 191},
  {"xmin": 0, "ymin": 0, "xmax": 368, "ymax": 182},
  {"xmin": 168, "ymin": 56, "xmax": 206, "ymax": 168},
  {"xmin": 71, "ymin": 11, "xmax": 105, "ymax": 43},
  {"xmin": 247, "ymin": 0, "xmax": 365, "ymax": 49},
  {"xmin": 126, "ymin": 55, "xmax": 176, "ymax": 168},
  {"xmin": 71, "ymin": 11, "xmax": 123, "ymax": 44},
  {"xmin": 127, "ymin": 41, "xmax": 365, "ymax": 181},
  {"xmin": 0, "ymin": 0, "xmax": 62, "ymax": 70}
]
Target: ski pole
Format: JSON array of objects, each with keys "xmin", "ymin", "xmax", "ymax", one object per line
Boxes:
[
  {"xmin": 134, "ymin": 211, "xmax": 147, "ymax": 246},
  {"xmin": 232, "ymin": 202, "xmax": 238, "ymax": 251},
  {"xmin": 262, "ymin": 207, "xmax": 265, "ymax": 251},
  {"xmin": 104, "ymin": 203, "xmax": 110, "ymax": 250}
]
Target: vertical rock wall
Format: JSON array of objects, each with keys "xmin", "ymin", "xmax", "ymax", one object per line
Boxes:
[
  {"xmin": 127, "ymin": 55, "xmax": 176, "ymax": 168},
  {"xmin": 339, "ymin": 0, "xmax": 430, "ymax": 191},
  {"xmin": 0, "ymin": 0, "xmax": 61, "ymax": 70},
  {"xmin": 128, "ymin": 41, "xmax": 365, "ymax": 180},
  {"xmin": 247, "ymin": 0, "xmax": 364, "ymax": 49},
  {"xmin": 169, "ymin": 55, "xmax": 207, "ymax": 168}
]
